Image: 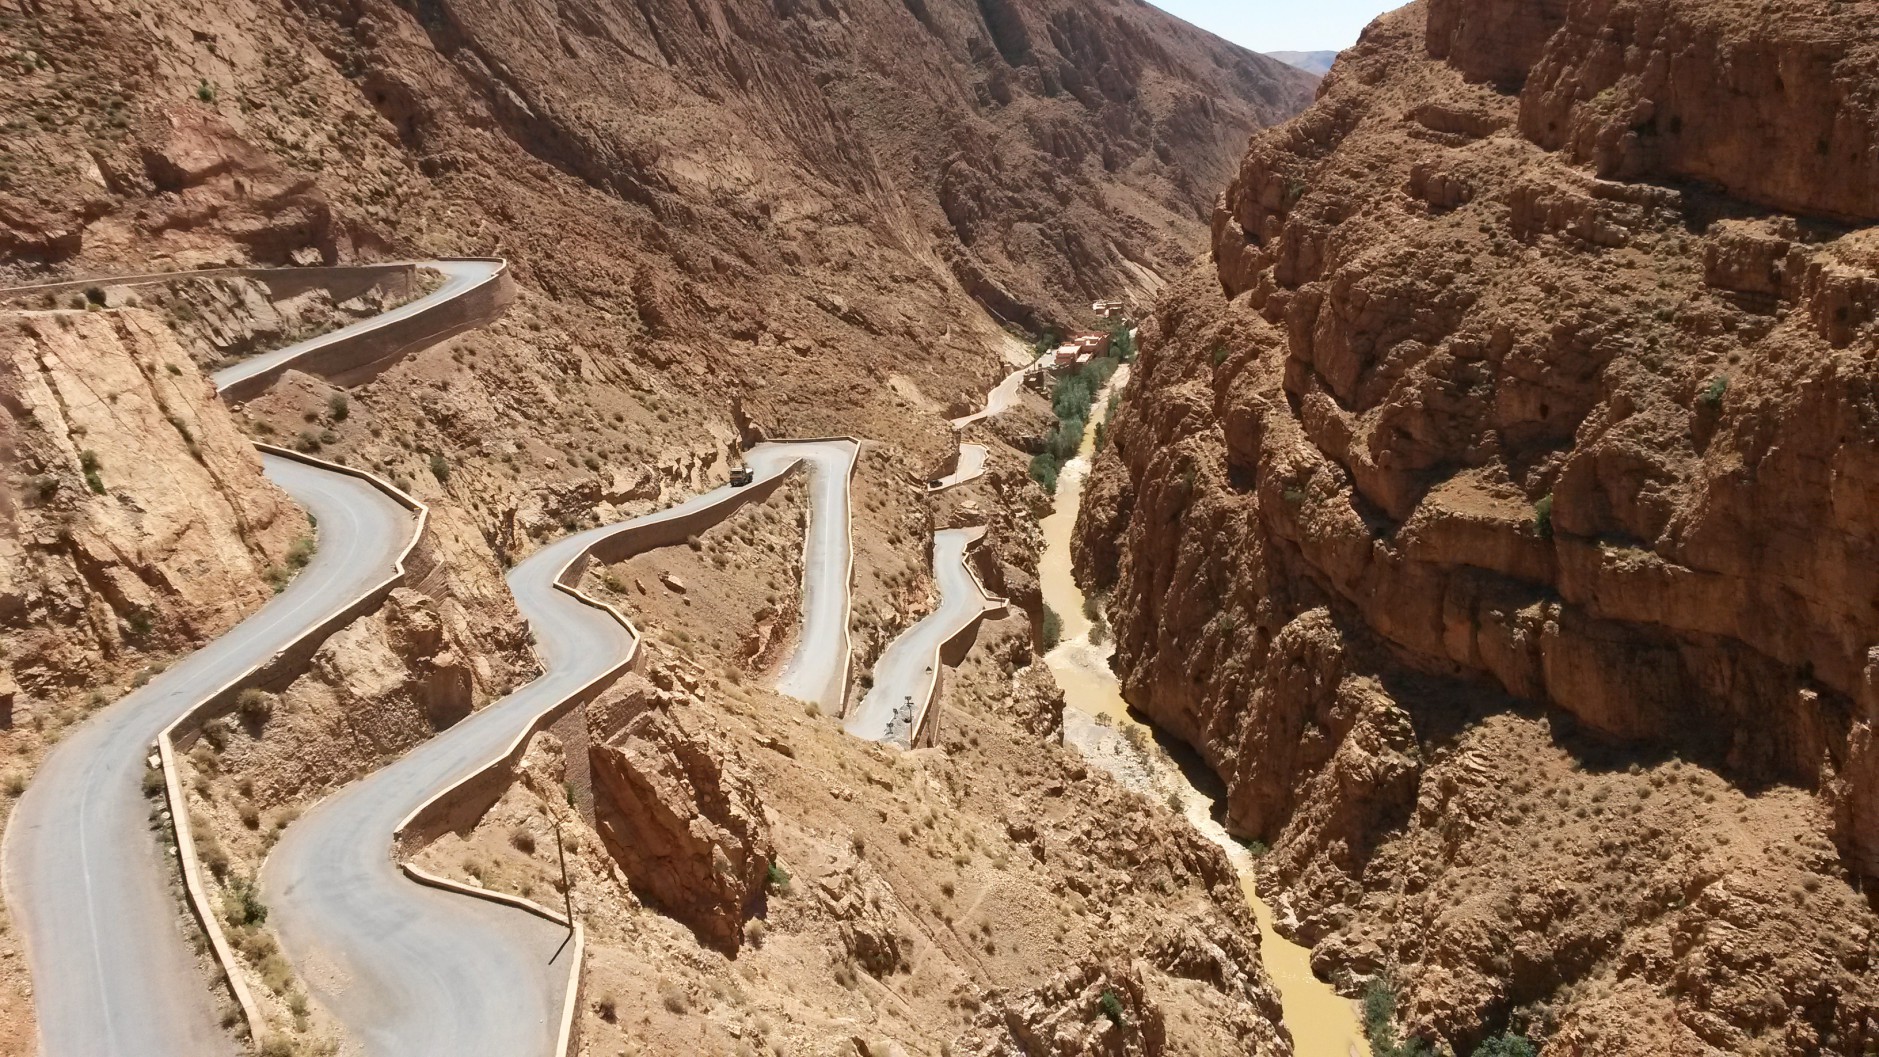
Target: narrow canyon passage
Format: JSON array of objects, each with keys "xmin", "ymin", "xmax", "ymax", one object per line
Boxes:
[{"xmin": 1039, "ymin": 369, "xmax": 1370, "ymax": 1057}]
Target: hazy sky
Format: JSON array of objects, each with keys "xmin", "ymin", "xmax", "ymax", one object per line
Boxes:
[{"xmin": 1145, "ymin": 0, "xmax": 1400, "ymax": 53}]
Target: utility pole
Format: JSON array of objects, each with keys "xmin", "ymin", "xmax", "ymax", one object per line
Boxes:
[{"xmin": 553, "ymin": 817, "xmax": 574, "ymax": 931}]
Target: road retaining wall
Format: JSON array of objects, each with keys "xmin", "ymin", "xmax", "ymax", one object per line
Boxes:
[
  {"xmin": 394, "ymin": 463, "xmax": 803, "ymax": 853},
  {"xmin": 0, "ymin": 262, "xmax": 416, "ymax": 304},
  {"xmin": 906, "ymin": 528, "xmax": 1010, "ymax": 749},
  {"xmin": 218, "ymin": 259, "xmax": 514, "ymax": 401},
  {"xmin": 154, "ymin": 447, "xmax": 428, "ymax": 1052}
]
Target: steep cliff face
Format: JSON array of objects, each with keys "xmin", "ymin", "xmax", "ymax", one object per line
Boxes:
[
  {"xmin": 0, "ymin": 307, "xmax": 307, "ymax": 694},
  {"xmin": 1083, "ymin": 2, "xmax": 1879, "ymax": 1053}
]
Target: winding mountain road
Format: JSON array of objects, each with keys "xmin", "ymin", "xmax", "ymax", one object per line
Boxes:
[
  {"xmin": 758, "ymin": 440, "xmax": 857, "ymax": 711},
  {"xmin": 211, "ymin": 259, "xmax": 504, "ymax": 397},
  {"xmin": 1, "ymin": 459, "xmax": 419, "ymax": 1057},
  {"xmin": 847, "ymin": 527, "xmax": 1002, "ymax": 746},
  {"xmin": 948, "ymin": 352, "xmax": 1047, "ymax": 431},
  {"xmin": 6, "ymin": 252, "xmax": 861, "ymax": 1057},
  {"xmin": 928, "ymin": 442, "xmax": 987, "ymax": 492},
  {"xmin": 260, "ymin": 439, "xmax": 855, "ymax": 1057},
  {"xmin": 1, "ymin": 260, "xmax": 499, "ymax": 1057}
]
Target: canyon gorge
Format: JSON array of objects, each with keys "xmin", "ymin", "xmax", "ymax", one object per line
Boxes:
[{"xmin": 1, "ymin": 0, "xmax": 1875, "ymax": 1055}]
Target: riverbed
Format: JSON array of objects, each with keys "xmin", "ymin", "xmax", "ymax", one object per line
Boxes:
[{"xmin": 1037, "ymin": 366, "xmax": 1370, "ymax": 1057}]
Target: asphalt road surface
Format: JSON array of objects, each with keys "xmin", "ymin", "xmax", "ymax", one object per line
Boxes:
[
  {"xmin": 262, "ymin": 443, "xmax": 852, "ymax": 1057},
  {"xmin": 846, "ymin": 527, "xmax": 998, "ymax": 745},
  {"xmin": 928, "ymin": 442, "xmax": 987, "ymax": 491},
  {"xmin": 948, "ymin": 353, "xmax": 1047, "ymax": 431},
  {"xmin": 210, "ymin": 259, "xmax": 502, "ymax": 397},
  {"xmin": 0, "ymin": 458, "xmax": 419, "ymax": 1057},
  {"xmin": 752, "ymin": 440, "xmax": 857, "ymax": 711}
]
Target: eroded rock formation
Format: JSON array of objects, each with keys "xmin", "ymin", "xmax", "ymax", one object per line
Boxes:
[
  {"xmin": 1082, "ymin": 1, "xmax": 1879, "ymax": 1052},
  {"xmin": 956, "ymin": 960, "xmax": 1166, "ymax": 1057},
  {"xmin": 0, "ymin": 308, "xmax": 306, "ymax": 698},
  {"xmin": 588, "ymin": 675, "xmax": 775, "ymax": 952}
]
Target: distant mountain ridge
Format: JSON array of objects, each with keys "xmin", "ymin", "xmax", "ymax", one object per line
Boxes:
[{"xmin": 1264, "ymin": 50, "xmax": 1338, "ymax": 75}]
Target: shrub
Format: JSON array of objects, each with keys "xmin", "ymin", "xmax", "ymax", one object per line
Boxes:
[
  {"xmin": 259, "ymin": 951, "xmax": 294, "ymax": 994},
  {"xmin": 1099, "ymin": 988, "xmax": 1124, "ymax": 1026},
  {"xmin": 2, "ymin": 771, "xmax": 26, "ymax": 797},
  {"xmin": 293, "ymin": 431, "xmax": 321, "ymax": 453},
  {"xmin": 225, "ymin": 876, "xmax": 269, "ymax": 926},
  {"xmin": 595, "ymin": 992, "xmax": 618, "ymax": 1022},
  {"xmin": 1699, "ymin": 375, "xmax": 1728, "ymax": 409},
  {"xmin": 1534, "ymin": 494, "xmax": 1554, "ymax": 540},
  {"xmin": 428, "ymin": 453, "xmax": 450, "ymax": 483},
  {"xmin": 327, "ymin": 393, "xmax": 349, "ymax": 421},
  {"xmin": 83, "ymin": 286, "xmax": 105, "ymax": 306},
  {"xmin": 196, "ymin": 79, "xmax": 216, "ymax": 103},
  {"xmin": 1029, "ymin": 452, "xmax": 1060, "ymax": 494},
  {"xmin": 1040, "ymin": 606, "xmax": 1063, "ymax": 651},
  {"xmin": 742, "ymin": 917, "xmax": 768, "ymax": 947},
  {"xmin": 509, "ymin": 827, "xmax": 537, "ymax": 855},
  {"xmin": 1048, "ymin": 418, "xmax": 1084, "ymax": 461},
  {"xmin": 79, "ymin": 449, "xmax": 105, "ymax": 494},
  {"xmin": 766, "ymin": 860, "xmax": 791, "ymax": 894},
  {"xmin": 1472, "ymin": 1033, "xmax": 1538, "ymax": 1057},
  {"xmin": 236, "ymin": 688, "xmax": 273, "ymax": 723},
  {"xmin": 1210, "ymin": 342, "xmax": 1229, "ymax": 367},
  {"xmin": 1362, "ymin": 977, "xmax": 1435, "ymax": 1057},
  {"xmin": 142, "ymin": 765, "xmax": 166, "ymax": 798},
  {"xmin": 285, "ymin": 535, "xmax": 315, "ymax": 571}
]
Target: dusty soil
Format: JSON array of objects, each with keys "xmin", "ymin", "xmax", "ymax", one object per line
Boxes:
[
  {"xmin": 418, "ymin": 657, "xmax": 1296, "ymax": 1057},
  {"xmin": 591, "ymin": 476, "xmax": 812, "ymax": 683},
  {"xmin": 1081, "ymin": 2, "xmax": 1879, "ymax": 1054}
]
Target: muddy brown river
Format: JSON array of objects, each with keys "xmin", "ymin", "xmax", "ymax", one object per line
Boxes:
[{"xmin": 1039, "ymin": 366, "xmax": 1369, "ymax": 1057}]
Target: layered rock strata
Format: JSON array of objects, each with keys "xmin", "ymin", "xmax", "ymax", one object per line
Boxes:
[{"xmin": 1081, "ymin": 1, "xmax": 1879, "ymax": 1052}]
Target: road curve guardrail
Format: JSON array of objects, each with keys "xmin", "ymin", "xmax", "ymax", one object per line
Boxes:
[{"xmin": 846, "ymin": 526, "xmax": 1008, "ymax": 747}]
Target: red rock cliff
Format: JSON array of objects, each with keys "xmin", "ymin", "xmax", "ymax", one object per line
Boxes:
[{"xmin": 1081, "ymin": 2, "xmax": 1879, "ymax": 1052}]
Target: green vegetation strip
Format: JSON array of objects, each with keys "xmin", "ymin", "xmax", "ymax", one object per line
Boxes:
[{"xmin": 1027, "ymin": 319, "xmax": 1135, "ymax": 494}]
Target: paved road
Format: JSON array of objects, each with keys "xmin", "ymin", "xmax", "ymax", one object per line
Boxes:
[
  {"xmin": 210, "ymin": 259, "xmax": 502, "ymax": 397},
  {"xmin": 846, "ymin": 527, "xmax": 999, "ymax": 746},
  {"xmin": 0, "ymin": 458, "xmax": 419, "ymax": 1057},
  {"xmin": 928, "ymin": 442, "xmax": 987, "ymax": 492},
  {"xmin": 949, "ymin": 353, "xmax": 1048, "ymax": 431},
  {"xmin": 752, "ymin": 440, "xmax": 857, "ymax": 711},
  {"xmin": 261, "ymin": 441, "xmax": 853, "ymax": 1057}
]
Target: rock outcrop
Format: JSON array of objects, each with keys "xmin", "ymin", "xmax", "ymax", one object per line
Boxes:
[
  {"xmin": 588, "ymin": 677, "xmax": 774, "ymax": 952},
  {"xmin": 209, "ymin": 587, "xmax": 480, "ymax": 807},
  {"xmin": 956, "ymin": 960, "xmax": 1166, "ymax": 1057},
  {"xmin": 0, "ymin": 307, "xmax": 305, "ymax": 705},
  {"xmin": 813, "ymin": 850, "xmax": 907, "ymax": 978},
  {"xmin": 1083, "ymin": 1, "xmax": 1879, "ymax": 1053}
]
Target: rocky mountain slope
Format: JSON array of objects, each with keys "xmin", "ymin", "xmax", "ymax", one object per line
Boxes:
[
  {"xmin": 0, "ymin": 0, "xmax": 1316, "ymax": 728},
  {"xmin": 0, "ymin": 0, "xmax": 1317, "ymax": 1051},
  {"xmin": 1081, "ymin": 0, "xmax": 1879, "ymax": 1053}
]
